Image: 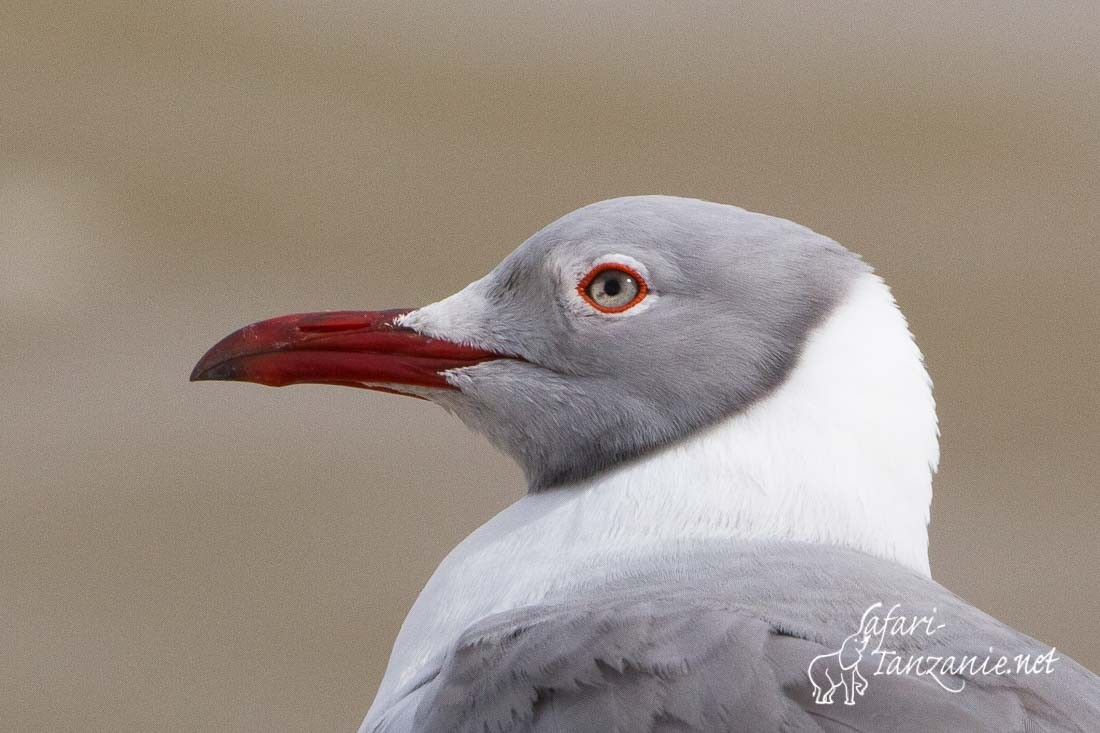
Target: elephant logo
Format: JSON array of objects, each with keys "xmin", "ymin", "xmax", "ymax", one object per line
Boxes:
[
  {"xmin": 807, "ymin": 601, "xmax": 1060, "ymax": 704},
  {"xmin": 807, "ymin": 603, "xmax": 880, "ymax": 705}
]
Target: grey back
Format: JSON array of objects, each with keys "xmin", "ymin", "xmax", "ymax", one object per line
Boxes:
[{"xmin": 371, "ymin": 542, "xmax": 1100, "ymax": 732}]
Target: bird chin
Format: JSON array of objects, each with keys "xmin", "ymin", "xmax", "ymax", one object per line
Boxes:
[{"xmin": 357, "ymin": 382, "xmax": 447, "ymax": 401}]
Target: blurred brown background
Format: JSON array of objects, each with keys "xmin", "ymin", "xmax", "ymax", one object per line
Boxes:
[{"xmin": 2, "ymin": 2, "xmax": 1097, "ymax": 731}]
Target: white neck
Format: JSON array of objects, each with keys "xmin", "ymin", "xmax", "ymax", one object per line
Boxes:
[
  {"xmin": 362, "ymin": 271, "xmax": 939, "ymax": 729},
  {"xmin": 574, "ymin": 271, "xmax": 939, "ymax": 573}
]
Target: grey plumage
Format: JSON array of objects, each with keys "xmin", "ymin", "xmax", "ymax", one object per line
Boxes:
[
  {"xmin": 420, "ymin": 196, "xmax": 868, "ymax": 488},
  {"xmin": 194, "ymin": 195, "xmax": 1096, "ymax": 730},
  {"xmin": 400, "ymin": 542, "xmax": 1099, "ymax": 732},
  {"xmin": 348, "ymin": 197, "xmax": 1099, "ymax": 731}
]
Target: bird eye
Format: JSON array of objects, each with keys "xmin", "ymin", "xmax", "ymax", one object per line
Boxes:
[{"xmin": 578, "ymin": 264, "xmax": 648, "ymax": 313}]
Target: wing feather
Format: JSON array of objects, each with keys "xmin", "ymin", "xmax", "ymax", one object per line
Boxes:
[{"xmin": 403, "ymin": 543, "xmax": 1100, "ymax": 732}]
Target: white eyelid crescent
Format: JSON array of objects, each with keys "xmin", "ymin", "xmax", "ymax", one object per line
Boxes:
[{"xmin": 569, "ymin": 252, "xmax": 657, "ymax": 318}]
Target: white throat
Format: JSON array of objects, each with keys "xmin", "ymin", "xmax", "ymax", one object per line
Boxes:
[
  {"xmin": 362, "ymin": 271, "xmax": 938, "ymax": 729},
  {"xmin": 573, "ymin": 271, "xmax": 939, "ymax": 573}
]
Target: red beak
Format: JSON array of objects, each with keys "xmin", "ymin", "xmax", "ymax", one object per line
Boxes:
[{"xmin": 190, "ymin": 309, "xmax": 504, "ymax": 396}]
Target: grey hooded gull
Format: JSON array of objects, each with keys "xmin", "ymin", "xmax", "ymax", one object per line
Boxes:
[{"xmin": 192, "ymin": 196, "xmax": 1100, "ymax": 732}]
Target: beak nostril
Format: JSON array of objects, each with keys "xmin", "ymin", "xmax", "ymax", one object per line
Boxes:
[
  {"xmin": 292, "ymin": 309, "xmax": 414, "ymax": 334},
  {"xmin": 297, "ymin": 322, "xmax": 370, "ymax": 334},
  {"xmin": 297, "ymin": 320, "xmax": 413, "ymax": 335}
]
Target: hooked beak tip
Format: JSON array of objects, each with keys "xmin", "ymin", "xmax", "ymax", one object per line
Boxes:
[{"xmin": 189, "ymin": 360, "xmax": 238, "ymax": 383}]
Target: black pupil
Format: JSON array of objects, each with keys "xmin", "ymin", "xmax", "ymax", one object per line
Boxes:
[{"xmin": 603, "ymin": 276, "xmax": 622, "ymax": 297}]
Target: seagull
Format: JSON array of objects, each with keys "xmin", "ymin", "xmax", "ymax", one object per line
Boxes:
[{"xmin": 192, "ymin": 196, "xmax": 1099, "ymax": 732}]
